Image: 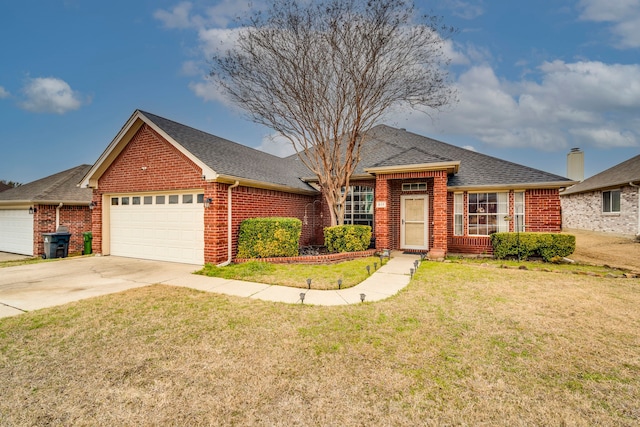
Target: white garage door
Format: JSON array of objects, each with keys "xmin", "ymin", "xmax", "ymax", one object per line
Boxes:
[
  {"xmin": 110, "ymin": 192, "xmax": 205, "ymax": 265},
  {"xmin": 0, "ymin": 209, "xmax": 34, "ymax": 255}
]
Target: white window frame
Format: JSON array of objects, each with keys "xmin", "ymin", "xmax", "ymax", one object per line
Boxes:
[
  {"xmin": 343, "ymin": 185, "xmax": 374, "ymax": 228},
  {"xmin": 602, "ymin": 190, "xmax": 621, "ymax": 213},
  {"xmin": 453, "ymin": 192, "xmax": 464, "ymax": 236},
  {"xmin": 468, "ymin": 192, "xmax": 509, "ymax": 236},
  {"xmin": 514, "ymin": 191, "xmax": 525, "ymax": 232}
]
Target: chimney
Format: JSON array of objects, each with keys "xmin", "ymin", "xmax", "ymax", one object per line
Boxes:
[{"xmin": 567, "ymin": 148, "xmax": 584, "ymax": 182}]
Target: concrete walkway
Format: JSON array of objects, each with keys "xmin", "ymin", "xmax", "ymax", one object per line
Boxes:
[
  {"xmin": 170, "ymin": 251, "xmax": 421, "ymax": 306},
  {"xmin": 0, "ymin": 252, "xmax": 421, "ymax": 318}
]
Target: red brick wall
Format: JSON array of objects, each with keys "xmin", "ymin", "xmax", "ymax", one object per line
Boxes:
[
  {"xmin": 93, "ymin": 123, "xmax": 318, "ymax": 264},
  {"xmin": 206, "ymin": 183, "xmax": 318, "ymax": 264},
  {"xmin": 374, "ymin": 171, "xmax": 447, "ymax": 254},
  {"xmin": 526, "ymin": 188, "xmax": 563, "ymax": 231},
  {"xmin": 33, "ymin": 204, "xmax": 91, "ymax": 256},
  {"xmin": 447, "ymin": 188, "xmax": 563, "ymax": 255}
]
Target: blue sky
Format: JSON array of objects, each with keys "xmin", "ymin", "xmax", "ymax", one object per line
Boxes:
[{"xmin": 1, "ymin": 0, "xmax": 639, "ymax": 183}]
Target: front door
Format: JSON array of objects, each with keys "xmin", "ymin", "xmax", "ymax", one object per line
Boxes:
[{"xmin": 401, "ymin": 195, "xmax": 428, "ymax": 250}]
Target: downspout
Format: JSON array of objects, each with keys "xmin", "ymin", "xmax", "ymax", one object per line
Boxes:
[
  {"xmin": 55, "ymin": 203, "xmax": 63, "ymax": 230},
  {"xmin": 630, "ymin": 181, "xmax": 640, "ymax": 236},
  {"xmin": 217, "ymin": 180, "xmax": 240, "ymax": 267}
]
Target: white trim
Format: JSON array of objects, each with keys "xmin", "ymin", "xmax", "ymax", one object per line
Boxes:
[
  {"xmin": 79, "ymin": 110, "xmax": 216, "ymax": 189},
  {"xmin": 400, "ymin": 195, "xmax": 429, "ymax": 250}
]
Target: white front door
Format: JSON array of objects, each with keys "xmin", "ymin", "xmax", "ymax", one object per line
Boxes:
[
  {"xmin": 0, "ymin": 209, "xmax": 34, "ymax": 255},
  {"xmin": 400, "ymin": 195, "xmax": 428, "ymax": 250}
]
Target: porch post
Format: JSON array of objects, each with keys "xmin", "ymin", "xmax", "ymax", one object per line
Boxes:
[
  {"xmin": 429, "ymin": 172, "xmax": 448, "ymax": 260},
  {"xmin": 375, "ymin": 176, "xmax": 390, "ymax": 250}
]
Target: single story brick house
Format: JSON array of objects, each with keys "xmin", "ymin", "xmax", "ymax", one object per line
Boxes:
[
  {"xmin": 561, "ymin": 154, "xmax": 640, "ymax": 236},
  {"xmin": 80, "ymin": 110, "xmax": 574, "ymax": 265},
  {"xmin": 0, "ymin": 165, "xmax": 93, "ymax": 256}
]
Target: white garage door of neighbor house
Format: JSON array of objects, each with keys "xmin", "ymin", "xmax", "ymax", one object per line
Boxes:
[
  {"xmin": 0, "ymin": 209, "xmax": 34, "ymax": 255},
  {"xmin": 110, "ymin": 192, "xmax": 205, "ymax": 265}
]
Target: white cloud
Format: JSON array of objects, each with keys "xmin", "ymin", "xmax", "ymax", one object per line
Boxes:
[
  {"xmin": 578, "ymin": 0, "xmax": 640, "ymax": 48},
  {"xmin": 256, "ymin": 133, "xmax": 296, "ymax": 157},
  {"xmin": 154, "ymin": 2, "xmax": 194, "ymax": 29},
  {"xmin": 180, "ymin": 60, "xmax": 202, "ymax": 77},
  {"xmin": 399, "ymin": 60, "xmax": 640, "ymax": 152},
  {"xmin": 443, "ymin": 0, "xmax": 485, "ymax": 20},
  {"xmin": 154, "ymin": 0, "xmax": 258, "ymax": 30},
  {"xmin": 0, "ymin": 86, "xmax": 9, "ymax": 98},
  {"xmin": 20, "ymin": 77, "xmax": 85, "ymax": 114}
]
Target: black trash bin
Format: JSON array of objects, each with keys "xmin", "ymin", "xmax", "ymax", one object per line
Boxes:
[{"xmin": 42, "ymin": 226, "xmax": 72, "ymax": 259}]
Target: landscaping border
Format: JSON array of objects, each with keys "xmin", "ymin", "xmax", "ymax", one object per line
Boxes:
[{"xmin": 235, "ymin": 249, "xmax": 378, "ymax": 265}]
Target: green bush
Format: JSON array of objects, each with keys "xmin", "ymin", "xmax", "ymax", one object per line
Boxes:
[
  {"xmin": 324, "ymin": 225, "xmax": 372, "ymax": 253},
  {"xmin": 491, "ymin": 232, "xmax": 575, "ymax": 262},
  {"xmin": 236, "ymin": 217, "xmax": 301, "ymax": 258}
]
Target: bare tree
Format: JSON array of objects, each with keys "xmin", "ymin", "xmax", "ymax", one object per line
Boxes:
[{"xmin": 211, "ymin": 0, "xmax": 456, "ymax": 225}]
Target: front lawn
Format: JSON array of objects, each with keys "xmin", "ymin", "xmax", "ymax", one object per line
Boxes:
[
  {"xmin": 197, "ymin": 256, "xmax": 383, "ymax": 289},
  {"xmin": 1, "ymin": 263, "xmax": 639, "ymax": 425}
]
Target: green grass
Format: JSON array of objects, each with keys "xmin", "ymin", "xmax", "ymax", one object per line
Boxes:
[
  {"xmin": 1, "ymin": 263, "xmax": 639, "ymax": 425},
  {"xmin": 197, "ymin": 256, "xmax": 383, "ymax": 289},
  {"xmin": 0, "ymin": 256, "xmax": 47, "ymax": 268},
  {"xmin": 447, "ymin": 255, "xmax": 631, "ymax": 276}
]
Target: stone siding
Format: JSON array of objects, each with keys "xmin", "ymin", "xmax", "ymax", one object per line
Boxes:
[{"xmin": 561, "ymin": 185, "xmax": 639, "ymax": 236}]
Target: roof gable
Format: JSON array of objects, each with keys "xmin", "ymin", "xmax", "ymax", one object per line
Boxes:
[
  {"xmin": 0, "ymin": 165, "xmax": 92, "ymax": 204},
  {"xmin": 359, "ymin": 125, "xmax": 574, "ymax": 189},
  {"xmin": 81, "ymin": 110, "xmax": 316, "ymax": 194},
  {"xmin": 561, "ymin": 154, "xmax": 640, "ymax": 195}
]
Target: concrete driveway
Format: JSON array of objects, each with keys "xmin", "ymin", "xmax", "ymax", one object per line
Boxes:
[{"xmin": 0, "ymin": 256, "xmax": 198, "ymax": 318}]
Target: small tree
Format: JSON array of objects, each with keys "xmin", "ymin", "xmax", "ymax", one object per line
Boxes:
[
  {"xmin": 211, "ymin": 0, "xmax": 456, "ymax": 225},
  {"xmin": 0, "ymin": 180, "xmax": 21, "ymax": 188}
]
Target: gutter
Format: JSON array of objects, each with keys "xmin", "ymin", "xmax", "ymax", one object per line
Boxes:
[
  {"xmin": 217, "ymin": 180, "xmax": 240, "ymax": 267},
  {"xmin": 55, "ymin": 203, "xmax": 63, "ymax": 230},
  {"xmin": 630, "ymin": 181, "xmax": 640, "ymax": 236},
  {"xmin": 449, "ymin": 181, "xmax": 578, "ymax": 192}
]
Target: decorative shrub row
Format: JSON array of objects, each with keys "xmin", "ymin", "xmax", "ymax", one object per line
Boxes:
[
  {"xmin": 491, "ymin": 232, "xmax": 576, "ymax": 262},
  {"xmin": 324, "ymin": 225, "xmax": 372, "ymax": 253},
  {"xmin": 236, "ymin": 217, "xmax": 302, "ymax": 258}
]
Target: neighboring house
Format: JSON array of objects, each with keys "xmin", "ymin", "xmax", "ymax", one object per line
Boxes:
[
  {"xmin": 0, "ymin": 165, "xmax": 93, "ymax": 256},
  {"xmin": 80, "ymin": 110, "xmax": 573, "ymax": 265},
  {"xmin": 0, "ymin": 182, "xmax": 13, "ymax": 193},
  {"xmin": 561, "ymin": 154, "xmax": 640, "ymax": 236}
]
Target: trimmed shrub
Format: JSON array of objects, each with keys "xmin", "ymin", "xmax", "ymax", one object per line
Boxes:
[
  {"xmin": 324, "ymin": 225, "xmax": 372, "ymax": 253},
  {"xmin": 237, "ymin": 217, "xmax": 302, "ymax": 258},
  {"xmin": 491, "ymin": 232, "xmax": 575, "ymax": 262}
]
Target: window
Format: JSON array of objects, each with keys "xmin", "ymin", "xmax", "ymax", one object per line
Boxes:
[
  {"xmin": 514, "ymin": 191, "xmax": 525, "ymax": 232},
  {"xmin": 343, "ymin": 186, "xmax": 374, "ymax": 228},
  {"xmin": 111, "ymin": 197, "xmax": 119, "ymax": 206},
  {"xmin": 121, "ymin": 197, "xmax": 129, "ymax": 205},
  {"xmin": 183, "ymin": 194, "xmax": 193, "ymax": 204},
  {"xmin": 132, "ymin": 196, "xmax": 141, "ymax": 205},
  {"xmin": 197, "ymin": 194, "xmax": 204, "ymax": 204},
  {"xmin": 402, "ymin": 182, "xmax": 427, "ymax": 191},
  {"xmin": 454, "ymin": 193, "xmax": 463, "ymax": 236},
  {"xmin": 144, "ymin": 196, "xmax": 153, "ymax": 205},
  {"xmin": 156, "ymin": 195, "xmax": 165, "ymax": 204},
  {"xmin": 603, "ymin": 190, "xmax": 621, "ymax": 213},
  {"xmin": 468, "ymin": 192, "xmax": 509, "ymax": 235}
]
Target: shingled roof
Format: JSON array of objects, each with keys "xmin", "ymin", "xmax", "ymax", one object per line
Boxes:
[
  {"xmin": 86, "ymin": 110, "xmax": 573, "ymax": 193},
  {"xmin": 140, "ymin": 111, "xmax": 314, "ymax": 193},
  {"xmin": 307, "ymin": 124, "xmax": 573, "ymax": 188},
  {"xmin": 561, "ymin": 154, "xmax": 640, "ymax": 195},
  {"xmin": 0, "ymin": 165, "xmax": 93, "ymax": 205},
  {"xmin": 0, "ymin": 182, "xmax": 12, "ymax": 192}
]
